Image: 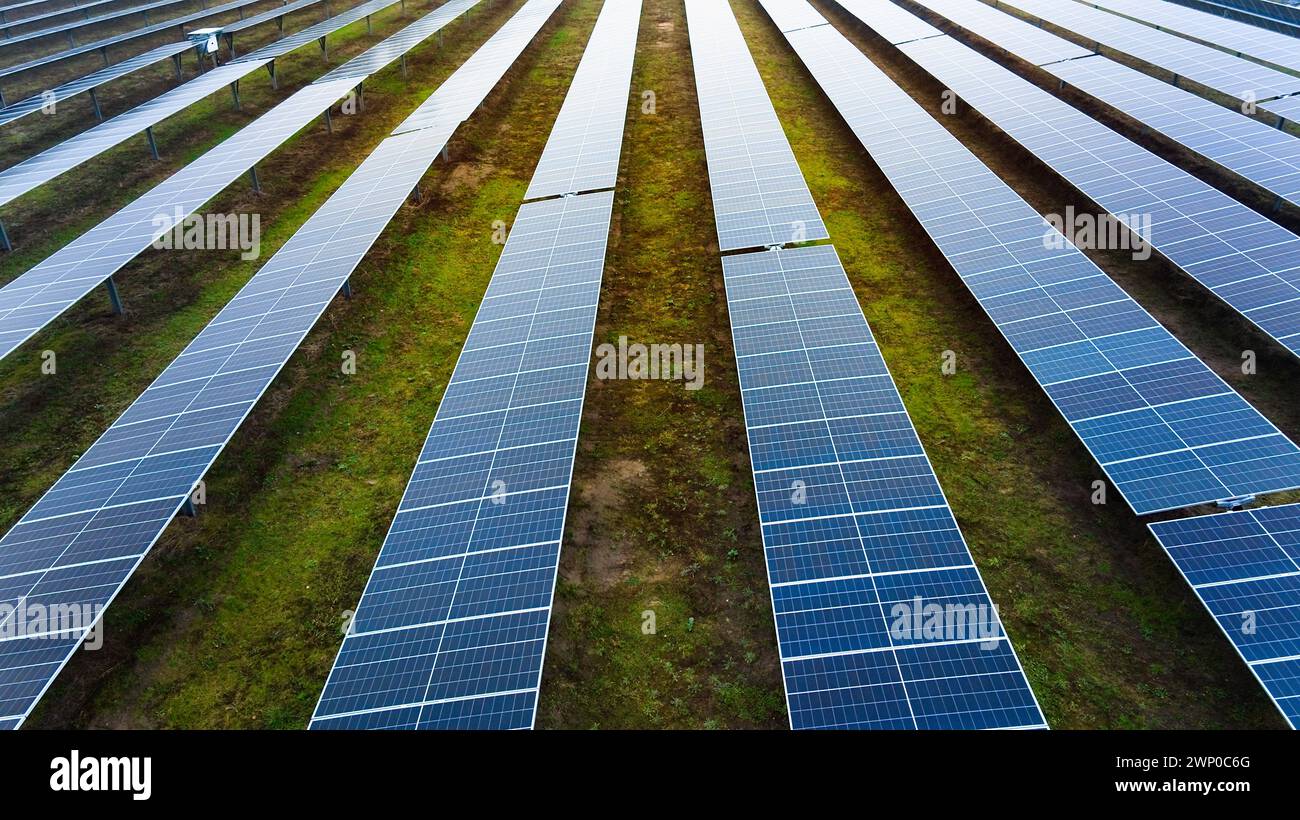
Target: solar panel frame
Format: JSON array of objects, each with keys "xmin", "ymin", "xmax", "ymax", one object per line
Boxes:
[
  {"xmin": 1149, "ymin": 504, "xmax": 1300, "ymax": 729},
  {"xmin": 1079, "ymin": 0, "xmax": 1300, "ymax": 76},
  {"xmin": 994, "ymin": 0, "xmax": 1300, "ymax": 101},
  {"xmin": 760, "ymin": 0, "xmax": 1300, "ymax": 515},
  {"xmin": 685, "ymin": 0, "xmax": 828, "ymax": 252},
  {"xmin": 1261, "ymin": 92, "xmax": 1300, "ymax": 124},
  {"xmin": 522, "ymin": 0, "xmax": 638, "ymax": 200},
  {"xmin": 722, "ymin": 245, "xmax": 1048, "ymax": 730},
  {"xmin": 312, "ymin": 0, "xmax": 633, "ymax": 732},
  {"xmin": 0, "ymin": 0, "xmax": 210, "ymax": 50},
  {"xmin": 904, "ymin": 0, "xmax": 1095, "ymax": 65},
  {"xmin": 0, "ymin": 0, "xmax": 557, "ymax": 729},
  {"xmin": 886, "ymin": 34, "xmax": 1300, "ymax": 358},
  {"xmin": 0, "ymin": 0, "xmax": 481, "ymax": 363}
]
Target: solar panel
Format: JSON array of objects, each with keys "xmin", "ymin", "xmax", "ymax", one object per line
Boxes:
[
  {"xmin": 0, "ymin": 0, "xmax": 558, "ymax": 730},
  {"xmin": 390, "ymin": 0, "xmax": 562, "ymax": 133},
  {"xmin": 0, "ymin": 39, "xmax": 192, "ymax": 128},
  {"xmin": 1149, "ymin": 504, "xmax": 1300, "ymax": 728},
  {"xmin": 722, "ymin": 245, "xmax": 1047, "ymax": 729},
  {"xmin": 310, "ymin": 190, "xmax": 613, "ymax": 730},
  {"xmin": 1080, "ymin": 0, "xmax": 1300, "ymax": 76},
  {"xmin": 886, "ymin": 34, "xmax": 1300, "ymax": 359},
  {"xmin": 522, "ymin": 0, "xmax": 638, "ymax": 199},
  {"xmin": 1261, "ymin": 92, "xmax": 1300, "ymax": 125},
  {"xmin": 0, "ymin": 0, "xmax": 203, "ymax": 51},
  {"xmin": 0, "ymin": 0, "xmax": 268, "ymax": 83},
  {"xmin": 1045, "ymin": 56, "xmax": 1300, "ymax": 206},
  {"xmin": 1, "ymin": 0, "xmax": 170, "ymax": 37},
  {"xmin": 762, "ymin": 0, "xmax": 830, "ymax": 31},
  {"xmin": 685, "ymin": 0, "xmax": 827, "ymax": 252},
  {"xmin": 904, "ymin": 0, "xmax": 1094, "ymax": 65},
  {"xmin": 994, "ymin": 0, "xmax": 1300, "ymax": 101},
  {"xmin": 311, "ymin": 0, "xmax": 633, "ymax": 732},
  {"xmin": 0, "ymin": 0, "xmax": 481, "ymax": 362},
  {"xmin": 200, "ymin": 0, "xmax": 319, "ymax": 36},
  {"xmin": 760, "ymin": 0, "xmax": 1300, "ymax": 515},
  {"xmin": 837, "ymin": 0, "xmax": 943, "ymax": 42}
]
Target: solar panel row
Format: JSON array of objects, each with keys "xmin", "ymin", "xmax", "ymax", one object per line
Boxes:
[
  {"xmin": 691, "ymin": 0, "xmax": 1045, "ymax": 731},
  {"xmin": 1149, "ymin": 504, "xmax": 1300, "ymax": 728},
  {"xmin": 764, "ymin": 0, "xmax": 1300, "ymax": 516},
  {"xmin": 1, "ymin": 0, "xmax": 156, "ymax": 37},
  {"xmin": 906, "ymin": 0, "xmax": 1300, "ymax": 210},
  {"xmin": 687, "ymin": 0, "xmax": 826, "ymax": 252},
  {"xmin": 0, "ymin": 38, "xmax": 192, "ymax": 128},
  {"xmin": 992, "ymin": 0, "xmax": 1300, "ymax": 103},
  {"xmin": 1079, "ymin": 0, "xmax": 1300, "ymax": 77},
  {"xmin": 0, "ymin": 0, "xmax": 561, "ymax": 731},
  {"xmin": 0, "ymin": 0, "xmax": 481, "ymax": 362},
  {"xmin": 873, "ymin": 29, "xmax": 1300, "ymax": 358},
  {"xmin": 0, "ymin": 0, "xmax": 270, "ymax": 82},
  {"xmin": 311, "ymin": 0, "xmax": 637, "ymax": 732},
  {"xmin": 0, "ymin": 0, "xmax": 204, "ymax": 50}
]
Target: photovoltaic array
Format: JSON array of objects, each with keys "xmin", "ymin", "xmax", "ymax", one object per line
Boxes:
[
  {"xmin": 0, "ymin": 0, "xmax": 482, "ymax": 363},
  {"xmin": 763, "ymin": 0, "xmax": 1300, "ymax": 516},
  {"xmin": 835, "ymin": 5, "xmax": 1300, "ymax": 359},
  {"xmin": 689, "ymin": 0, "xmax": 1045, "ymax": 730},
  {"xmin": 1078, "ymin": 0, "xmax": 1300, "ymax": 76},
  {"xmin": 0, "ymin": 0, "xmax": 416, "ymax": 207},
  {"xmin": 991, "ymin": 0, "xmax": 1300, "ymax": 111},
  {"xmin": 1149, "ymin": 505, "xmax": 1300, "ymax": 728},
  {"xmin": 0, "ymin": 0, "xmax": 562, "ymax": 731},
  {"xmin": 687, "ymin": 0, "xmax": 826, "ymax": 251},
  {"xmin": 905, "ymin": 0, "xmax": 1300, "ymax": 211},
  {"xmin": 312, "ymin": 0, "xmax": 639, "ymax": 731}
]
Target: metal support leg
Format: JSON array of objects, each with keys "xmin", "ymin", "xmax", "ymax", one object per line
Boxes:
[
  {"xmin": 319, "ymin": 35, "xmax": 328, "ymax": 60},
  {"xmin": 249, "ymin": 165, "xmax": 262, "ymax": 194},
  {"xmin": 0, "ymin": 220, "xmax": 11, "ymax": 253},
  {"xmin": 226, "ymin": 33, "xmax": 235, "ymax": 58},
  {"xmin": 173, "ymin": 53, "xmax": 183, "ymax": 80},
  {"xmin": 0, "ymin": 87, "xmax": 6, "ymax": 108},
  {"xmin": 145, "ymin": 126, "xmax": 160, "ymax": 160},
  {"xmin": 341, "ymin": 279, "xmax": 353, "ymax": 299},
  {"xmin": 366, "ymin": 14, "xmax": 372, "ymax": 34},
  {"xmin": 68, "ymin": 31, "xmax": 75, "ymax": 48},
  {"xmin": 180, "ymin": 497, "xmax": 198, "ymax": 517},
  {"xmin": 401, "ymin": 54, "xmax": 407, "ymax": 79},
  {"xmin": 231, "ymin": 80, "xmax": 241, "ymax": 111},
  {"xmin": 410, "ymin": 183, "xmax": 422, "ymax": 204},
  {"xmin": 324, "ymin": 107, "xmax": 333, "ymax": 133},
  {"xmin": 277, "ymin": 14, "xmax": 284, "ymax": 33},
  {"xmin": 86, "ymin": 88, "xmax": 102, "ymax": 120},
  {"xmin": 100, "ymin": 46, "xmax": 108, "ymax": 66},
  {"xmin": 105, "ymin": 277, "xmax": 124, "ymax": 315},
  {"xmin": 357, "ymin": 80, "xmax": 364, "ymax": 112},
  {"xmin": 267, "ymin": 60, "xmax": 278, "ymax": 89}
]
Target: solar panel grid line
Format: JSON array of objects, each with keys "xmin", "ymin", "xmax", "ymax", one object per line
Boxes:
[
  {"xmin": 0, "ymin": 0, "xmax": 272, "ymax": 81},
  {"xmin": 875, "ymin": 31, "xmax": 1300, "ymax": 358},
  {"xmin": 903, "ymin": 1, "xmax": 1300, "ymax": 208},
  {"xmin": 1149, "ymin": 504, "xmax": 1300, "ymax": 728},
  {"xmin": 0, "ymin": 38, "xmax": 192, "ymax": 127},
  {"xmin": 522, "ymin": 0, "xmax": 638, "ymax": 200},
  {"xmin": 836, "ymin": 0, "xmax": 943, "ymax": 42},
  {"xmin": 903, "ymin": 0, "xmax": 1095, "ymax": 65},
  {"xmin": 0, "ymin": 0, "xmax": 483, "ymax": 362},
  {"xmin": 692, "ymin": 0, "xmax": 1044, "ymax": 730},
  {"xmin": 1262, "ymin": 92, "xmax": 1300, "ymax": 124},
  {"xmin": 0, "ymin": 121, "xmax": 457, "ymax": 727},
  {"xmin": 990, "ymin": 0, "xmax": 1300, "ymax": 103},
  {"xmin": 311, "ymin": 0, "xmax": 636, "ymax": 731},
  {"xmin": 762, "ymin": 0, "xmax": 1300, "ymax": 515},
  {"xmin": 0, "ymin": 0, "xmax": 208, "ymax": 50},
  {"xmin": 720, "ymin": 245, "xmax": 1048, "ymax": 729},
  {"xmin": 685, "ymin": 0, "xmax": 827, "ymax": 252},
  {"xmin": 0, "ymin": 0, "xmax": 556, "ymax": 724},
  {"xmin": 1077, "ymin": 0, "xmax": 1300, "ymax": 77}
]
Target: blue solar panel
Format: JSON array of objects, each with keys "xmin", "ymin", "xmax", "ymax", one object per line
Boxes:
[
  {"xmin": 0, "ymin": 0, "xmax": 556, "ymax": 730},
  {"xmin": 1262, "ymin": 93, "xmax": 1300, "ymax": 126},
  {"xmin": 723, "ymin": 246, "xmax": 1047, "ymax": 729},
  {"xmin": 904, "ymin": 1, "xmax": 1300, "ymax": 209},
  {"xmin": 995, "ymin": 0, "xmax": 1300, "ymax": 102},
  {"xmin": 685, "ymin": 0, "xmax": 828, "ymax": 251},
  {"xmin": 883, "ymin": 33, "xmax": 1300, "ymax": 359},
  {"xmin": 312, "ymin": 0, "xmax": 633, "ymax": 732},
  {"xmin": 0, "ymin": 0, "xmax": 414, "ymax": 207},
  {"xmin": 760, "ymin": 0, "xmax": 1300, "ymax": 515},
  {"xmin": 1081, "ymin": 0, "xmax": 1300, "ymax": 76},
  {"xmin": 0, "ymin": 0, "xmax": 482, "ymax": 363},
  {"xmin": 1149, "ymin": 504, "xmax": 1300, "ymax": 728}
]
